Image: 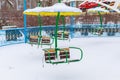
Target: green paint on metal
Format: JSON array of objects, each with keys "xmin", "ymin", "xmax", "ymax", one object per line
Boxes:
[
  {"xmin": 37, "ymin": 2, "xmax": 42, "ymax": 46},
  {"xmin": 55, "ymin": 12, "xmax": 60, "ymax": 58},
  {"xmin": 65, "ymin": 49, "xmax": 68, "ymax": 63},
  {"xmin": 91, "ymin": 11, "xmax": 103, "ymax": 35},
  {"xmin": 37, "ymin": 2, "xmax": 54, "ymax": 47},
  {"xmin": 58, "ymin": 0, "xmax": 61, "ymax": 3},
  {"xmin": 48, "ymin": 51, "xmax": 52, "ymax": 63},
  {"xmin": 69, "ymin": 47, "xmax": 83, "ymax": 62},
  {"xmin": 37, "ymin": 1, "xmax": 41, "ymax": 7},
  {"xmin": 38, "ymin": 15, "xmax": 42, "ymax": 36},
  {"xmin": 38, "ymin": 15, "xmax": 42, "ymax": 46},
  {"xmin": 98, "ymin": 11, "xmax": 103, "ymax": 28},
  {"xmin": 62, "ymin": 16, "xmax": 65, "ymax": 32}
]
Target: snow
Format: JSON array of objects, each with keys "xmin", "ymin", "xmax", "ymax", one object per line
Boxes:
[
  {"xmin": 0, "ymin": 37, "xmax": 120, "ymax": 80},
  {"xmin": 23, "ymin": 7, "xmax": 44, "ymax": 13},
  {"xmin": 42, "ymin": 3, "xmax": 82, "ymax": 12},
  {"xmin": 88, "ymin": 7, "xmax": 109, "ymax": 12},
  {"xmin": 24, "ymin": 3, "xmax": 81, "ymax": 13}
]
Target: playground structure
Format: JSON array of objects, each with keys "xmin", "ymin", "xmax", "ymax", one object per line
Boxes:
[
  {"xmin": 25, "ymin": 3, "xmax": 55, "ymax": 48},
  {"xmin": 0, "ymin": 0, "xmax": 120, "ymax": 41},
  {"xmin": 1, "ymin": 0, "xmax": 120, "ymax": 65},
  {"xmin": 40, "ymin": 2, "xmax": 83, "ymax": 64},
  {"xmin": 43, "ymin": 47, "xmax": 83, "ymax": 64},
  {"xmin": 23, "ymin": 0, "xmax": 120, "ymax": 64},
  {"xmin": 80, "ymin": 0, "xmax": 120, "ymax": 35},
  {"xmin": 57, "ymin": 16, "xmax": 70, "ymax": 40},
  {"xmin": 29, "ymin": 33, "xmax": 54, "ymax": 48},
  {"xmin": 62, "ymin": 0, "xmax": 120, "ymax": 36},
  {"xmin": 82, "ymin": 6, "xmax": 109, "ymax": 36},
  {"xmin": 23, "ymin": 0, "xmax": 84, "ymax": 64},
  {"xmin": 57, "ymin": 31, "xmax": 69, "ymax": 40},
  {"xmin": 62, "ymin": 0, "xmax": 120, "ymax": 12}
]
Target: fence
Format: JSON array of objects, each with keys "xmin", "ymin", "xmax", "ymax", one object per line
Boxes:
[{"xmin": 0, "ymin": 24, "xmax": 120, "ymax": 47}]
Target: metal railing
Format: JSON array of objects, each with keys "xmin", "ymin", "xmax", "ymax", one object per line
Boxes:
[{"xmin": 0, "ymin": 24, "xmax": 120, "ymax": 47}]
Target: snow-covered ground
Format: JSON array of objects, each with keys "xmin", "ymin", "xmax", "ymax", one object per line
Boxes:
[{"xmin": 0, "ymin": 37, "xmax": 120, "ymax": 80}]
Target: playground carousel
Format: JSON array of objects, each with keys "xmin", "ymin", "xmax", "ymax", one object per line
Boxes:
[
  {"xmin": 79, "ymin": 1, "xmax": 110, "ymax": 36},
  {"xmin": 23, "ymin": 2, "xmax": 54, "ymax": 47},
  {"xmin": 23, "ymin": 0, "xmax": 83, "ymax": 64}
]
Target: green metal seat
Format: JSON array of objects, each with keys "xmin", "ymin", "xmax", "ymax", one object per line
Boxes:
[
  {"xmin": 29, "ymin": 35, "xmax": 54, "ymax": 47},
  {"xmin": 57, "ymin": 31, "xmax": 69, "ymax": 40},
  {"xmin": 29, "ymin": 35, "xmax": 38, "ymax": 45},
  {"xmin": 38, "ymin": 36, "xmax": 54, "ymax": 47},
  {"xmin": 43, "ymin": 47, "xmax": 83, "ymax": 64}
]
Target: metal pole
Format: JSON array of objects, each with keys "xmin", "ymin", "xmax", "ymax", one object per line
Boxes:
[
  {"xmin": 23, "ymin": 0, "xmax": 27, "ymax": 43},
  {"xmin": 98, "ymin": 11, "xmax": 102, "ymax": 28},
  {"xmin": 55, "ymin": 12, "xmax": 60, "ymax": 58},
  {"xmin": 37, "ymin": 2, "xmax": 42, "ymax": 46},
  {"xmin": 70, "ymin": 1, "xmax": 75, "ymax": 38},
  {"xmin": 37, "ymin": 1, "xmax": 42, "ymax": 36},
  {"xmin": 54, "ymin": 0, "xmax": 61, "ymax": 57}
]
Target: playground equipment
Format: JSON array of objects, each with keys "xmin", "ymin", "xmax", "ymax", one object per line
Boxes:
[
  {"xmin": 29, "ymin": 34, "xmax": 54, "ymax": 47},
  {"xmin": 51, "ymin": 16, "xmax": 70, "ymax": 40},
  {"xmin": 24, "ymin": 2, "xmax": 54, "ymax": 47},
  {"xmin": 57, "ymin": 31, "xmax": 69, "ymax": 40},
  {"xmin": 57, "ymin": 16, "xmax": 70, "ymax": 40},
  {"xmin": 61, "ymin": 0, "xmax": 120, "ymax": 36},
  {"xmin": 43, "ymin": 47, "xmax": 83, "ymax": 64},
  {"xmin": 79, "ymin": 0, "xmax": 120, "ymax": 13},
  {"xmin": 87, "ymin": 7, "xmax": 109, "ymax": 35},
  {"xmin": 41, "ymin": 1, "xmax": 83, "ymax": 64},
  {"xmin": 78, "ymin": 1, "xmax": 110, "ymax": 36},
  {"xmin": 24, "ymin": 0, "xmax": 83, "ymax": 64},
  {"xmin": 62, "ymin": 0, "xmax": 120, "ymax": 12}
]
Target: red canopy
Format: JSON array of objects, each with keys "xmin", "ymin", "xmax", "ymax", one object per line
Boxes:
[{"xmin": 79, "ymin": 1, "xmax": 98, "ymax": 9}]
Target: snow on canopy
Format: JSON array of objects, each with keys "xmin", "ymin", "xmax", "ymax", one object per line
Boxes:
[
  {"xmin": 87, "ymin": 7, "xmax": 109, "ymax": 13},
  {"xmin": 23, "ymin": 3, "xmax": 82, "ymax": 16}
]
